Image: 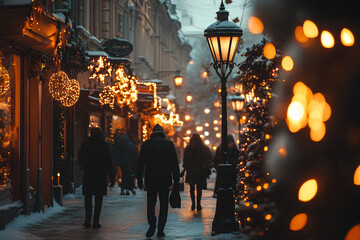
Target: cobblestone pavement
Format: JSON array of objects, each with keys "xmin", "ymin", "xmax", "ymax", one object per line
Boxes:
[{"xmin": 2, "ymin": 174, "xmax": 246, "ymax": 239}]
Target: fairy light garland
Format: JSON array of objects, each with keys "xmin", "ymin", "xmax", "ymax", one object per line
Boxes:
[
  {"xmin": 0, "ymin": 63, "xmax": 10, "ymax": 98},
  {"xmin": 88, "ymin": 56, "xmax": 112, "ymax": 84}
]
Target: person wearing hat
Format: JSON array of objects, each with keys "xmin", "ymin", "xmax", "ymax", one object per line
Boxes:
[{"xmin": 137, "ymin": 124, "xmax": 180, "ymax": 238}]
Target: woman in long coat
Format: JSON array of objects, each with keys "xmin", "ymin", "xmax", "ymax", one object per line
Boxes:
[
  {"xmin": 183, "ymin": 134, "xmax": 212, "ymax": 211},
  {"xmin": 78, "ymin": 127, "xmax": 115, "ymax": 228}
]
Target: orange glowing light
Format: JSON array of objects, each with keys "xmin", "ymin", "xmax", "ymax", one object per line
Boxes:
[
  {"xmin": 248, "ymin": 16, "xmax": 264, "ymax": 34},
  {"xmin": 265, "ymin": 214, "xmax": 272, "ymax": 220},
  {"xmin": 295, "ymin": 26, "xmax": 309, "ymax": 43},
  {"xmin": 263, "ymin": 43, "xmax": 276, "ymax": 59},
  {"xmin": 282, "ymin": 56, "xmax": 294, "ymax": 71},
  {"xmin": 345, "ymin": 224, "xmax": 360, "ymax": 240},
  {"xmin": 272, "ymin": 179, "xmax": 277, "ymax": 183},
  {"xmin": 263, "ymin": 183, "xmax": 269, "ymax": 189},
  {"xmin": 184, "ymin": 115, "xmax": 191, "ymax": 121},
  {"xmin": 289, "ymin": 213, "xmax": 307, "ymax": 231},
  {"xmin": 245, "ymin": 202, "xmax": 250, "ymax": 207},
  {"xmin": 256, "ymin": 186, "xmax": 262, "ymax": 191},
  {"xmin": 298, "ymin": 179, "xmax": 318, "ymax": 202},
  {"xmin": 303, "ymin": 20, "xmax": 318, "ymax": 38},
  {"xmin": 321, "ymin": 30, "xmax": 335, "ymax": 48},
  {"xmin": 264, "ymin": 146, "xmax": 268, "ymax": 152},
  {"xmin": 189, "ymin": 60, "xmax": 194, "ymax": 64},
  {"xmin": 202, "ymin": 71, "xmax": 208, "ymax": 78},
  {"xmin": 245, "ymin": 173, "xmax": 250, "ymax": 177},
  {"xmin": 354, "ymin": 165, "xmax": 360, "ymax": 185},
  {"xmin": 186, "ymin": 95, "xmax": 193, "ymax": 102},
  {"xmin": 341, "ymin": 28, "xmax": 355, "ymax": 47}
]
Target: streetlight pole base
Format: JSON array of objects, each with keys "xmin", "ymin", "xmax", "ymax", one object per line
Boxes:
[{"xmin": 211, "ymin": 164, "xmax": 239, "ymax": 235}]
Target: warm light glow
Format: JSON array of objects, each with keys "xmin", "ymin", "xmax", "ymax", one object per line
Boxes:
[
  {"xmin": 229, "ymin": 115, "xmax": 235, "ymax": 120},
  {"xmin": 57, "ymin": 172, "xmax": 60, "ymax": 177},
  {"xmin": 214, "ymin": 127, "xmax": 219, "ymax": 131},
  {"xmin": 263, "ymin": 43, "xmax": 276, "ymax": 59},
  {"xmin": 321, "ymin": 30, "xmax": 335, "ymax": 48},
  {"xmin": 265, "ymin": 214, "xmax": 272, "ymax": 220},
  {"xmin": 303, "ymin": 20, "xmax": 318, "ymax": 38},
  {"xmin": 248, "ymin": 16, "xmax": 264, "ymax": 34},
  {"xmin": 264, "ymin": 146, "xmax": 268, "ymax": 152},
  {"xmin": 282, "ymin": 56, "xmax": 294, "ymax": 71},
  {"xmin": 290, "ymin": 213, "xmax": 307, "ymax": 231},
  {"xmin": 196, "ymin": 126, "xmax": 203, "ymax": 132},
  {"xmin": 216, "ymin": 133, "xmax": 221, "ymax": 138},
  {"xmin": 263, "ymin": 183, "xmax": 269, "ymax": 189},
  {"xmin": 186, "ymin": 130, "xmax": 191, "ymax": 135},
  {"xmin": 353, "ymin": 165, "xmax": 360, "ymax": 185},
  {"xmin": 265, "ymin": 134, "xmax": 271, "ymax": 140},
  {"xmin": 205, "ymin": 140, "xmax": 210, "ymax": 145},
  {"xmin": 184, "ymin": 115, "xmax": 191, "ymax": 121},
  {"xmin": 256, "ymin": 186, "xmax": 262, "ymax": 191},
  {"xmin": 295, "ymin": 26, "xmax": 309, "ymax": 43},
  {"xmin": 345, "ymin": 224, "xmax": 360, "ymax": 240},
  {"xmin": 213, "ymin": 120, "xmax": 219, "ymax": 124},
  {"xmin": 189, "ymin": 60, "xmax": 194, "ymax": 64},
  {"xmin": 272, "ymin": 179, "xmax": 277, "ymax": 183},
  {"xmin": 287, "ymin": 81, "xmax": 331, "ymax": 141},
  {"xmin": 204, "ymin": 108, "xmax": 210, "ymax": 114},
  {"xmin": 298, "ymin": 179, "xmax": 318, "ymax": 202},
  {"xmin": 174, "ymin": 75, "xmax": 183, "ymax": 87},
  {"xmin": 205, "ymin": 123, "xmax": 209, "ymax": 127},
  {"xmin": 245, "ymin": 202, "xmax": 250, "ymax": 207},
  {"xmin": 287, "ymin": 101, "xmax": 305, "ymax": 122},
  {"xmin": 186, "ymin": 95, "xmax": 193, "ymax": 102},
  {"xmin": 278, "ymin": 147, "xmax": 287, "ymax": 158},
  {"xmin": 341, "ymin": 28, "xmax": 355, "ymax": 47},
  {"xmin": 202, "ymin": 71, "xmax": 208, "ymax": 78},
  {"xmin": 212, "ymin": 146, "xmax": 217, "ymax": 150}
]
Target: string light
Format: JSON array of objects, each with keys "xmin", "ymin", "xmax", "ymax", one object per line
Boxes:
[
  {"xmin": 0, "ymin": 64, "xmax": 10, "ymax": 98},
  {"xmin": 49, "ymin": 71, "xmax": 80, "ymax": 107}
]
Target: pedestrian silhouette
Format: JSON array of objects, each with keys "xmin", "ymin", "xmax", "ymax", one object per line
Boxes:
[
  {"xmin": 113, "ymin": 134, "xmax": 137, "ymax": 195},
  {"xmin": 137, "ymin": 124, "xmax": 180, "ymax": 238},
  {"xmin": 183, "ymin": 134, "xmax": 212, "ymax": 211},
  {"xmin": 213, "ymin": 134, "xmax": 239, "ymax": 198},
  {"xmin": 78, "ymin": 127, "xmax": 115, "ymax": 228}
]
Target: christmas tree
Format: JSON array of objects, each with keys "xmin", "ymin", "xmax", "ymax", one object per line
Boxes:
[{"xmin": 235, "ymin": 38, "xmax": 281, "ymax": 238}]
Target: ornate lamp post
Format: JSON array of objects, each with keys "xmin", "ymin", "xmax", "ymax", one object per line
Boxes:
[
  {"xmin": 204, "ymin": 0, "xmax": 243, "ymax": 235},
  {"xmin": 174, "ymin": 71, "xmax": 183, "ymax": 89},
  {"xmin": 231, "ymin": 92, "xmax": 245, "ymax": 147}
]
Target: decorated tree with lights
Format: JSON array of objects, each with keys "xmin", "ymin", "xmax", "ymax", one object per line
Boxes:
[{"xmin": 234, "ymin": 39, "xmax": 281, "ymax": 238}]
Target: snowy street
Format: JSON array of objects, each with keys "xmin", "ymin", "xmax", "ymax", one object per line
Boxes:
[{"xmin": 0, "ymin": 174, "xmax": 245, "ymax": 240}]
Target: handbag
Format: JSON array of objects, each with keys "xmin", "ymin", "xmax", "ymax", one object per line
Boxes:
[{"xmin": 169, "ymin": 188, "xmax": 181, "ymax": 208}]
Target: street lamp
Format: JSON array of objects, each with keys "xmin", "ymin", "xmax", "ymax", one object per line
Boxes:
[
  {"xmin": 204, "ymin": 0, "xmax": 243, "ymax": 235},
  {"xmin": 174, "ymin": 71, "xmax": 183, "ymax": 88},
  {"xmin": 231, "ymin": 92, "xmax": 245, "ymax": 147}
]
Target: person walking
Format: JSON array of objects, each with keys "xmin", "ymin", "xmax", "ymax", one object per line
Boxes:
[
  {"xmin": 137, "ymin": 124, "xmax": 180, "ymax": 238},
  {"xmin": 78, "ymin": 127, "xmax": 115, "ymax": 229},
  {"xmin": 182, "ymin": 134, "xmax": 212, "ymax": 211},
  {"xmin": 114, "ymin": 134, "xmax": 137, "ymax": 195},
  {"xmin": 213, "ymin": 134, "xmax": 240, "ymax": 197}
]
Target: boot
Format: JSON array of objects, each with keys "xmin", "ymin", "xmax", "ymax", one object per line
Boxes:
[{"xmin": 146, "ymin": 225, "xmax": 156, "ymax": 238}]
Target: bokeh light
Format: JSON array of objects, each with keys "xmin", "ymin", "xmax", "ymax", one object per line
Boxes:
[
  {"xmin": 295, "ymin": 26, "xmax": 309, "ymax": 43},
  {"xmin": 298, "ymin": 179, "xmax": 318, "ymax": 202},
  {"xmin": 289, "ymin": 213, "xmax": 307, "ymax": 231},
  {"xmin": 341, "ymin": 28, "xmax": 355, "ymax": 47},
  {"xmin": 303, "ymin": 20, "xmax": 318, "ymax": 38},
  {"xmin": 282, "ymin": 56, "xmax": 294, "ymax": 71},
  {"xmin": 248, "ymin": 16, "xmax": 264, "ymax": 34},
  {"xmin": 354, "ymin": 165, "xmax": 360, "ymax": 185},
  {"xmin": 345, "ymin": 224, "xmax": 360, "ymax": 240},
  {"xmin": 321, "ymin": 30, "xmax": 335, "ymax": 48},
  {"xmin": 263, "ymin": 43, "xmax": 276, "ymax": 59}
]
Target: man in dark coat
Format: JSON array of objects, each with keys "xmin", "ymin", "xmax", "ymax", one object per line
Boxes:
[
  {"xmin": 78, "ymin": 127, "xmax": 115, "ymax": 228},
  {"xmin": 137, "ymin": 124, "xmax": 180, "ymax": 238}
]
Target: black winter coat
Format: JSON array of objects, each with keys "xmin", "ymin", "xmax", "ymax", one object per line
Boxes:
[
  {"xmin": 78, "ymin": 136, "xmax": 115, "ymax": 195},
  {"xmin": 183, "ymin": 144, "xmax": 212, "ymax": 188},
  {"xmin": 137, "ymin": 131, "xmax": 180, "ymax": 190}
]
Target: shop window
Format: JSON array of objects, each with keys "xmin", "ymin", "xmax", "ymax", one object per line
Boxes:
[
  {"xmin": 0, "ymin": 51, "xmax": 21, "ymax": 206},
  {"xmin": 89, "ymin": 114, "xmax": 100, "ymax": 128}
]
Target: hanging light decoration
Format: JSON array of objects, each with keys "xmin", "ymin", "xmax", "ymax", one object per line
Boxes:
[
  {"xmin": 60, "ymin": 79, "xmax": 80, "ymax": 107},
  {"xmin": 99, "ymin": 85, "xmax": 116, "ymax": 109},
  {"xmin": 88, "ymin": 56, "xmax": 112, "ymax": 84},
  {"xmin": 49, "ymin": 71, "xmax": 80, "ymax": 107},
  {"xmin": 49, "ymin": 71, "xmax": 69, "ymax": 101}
]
